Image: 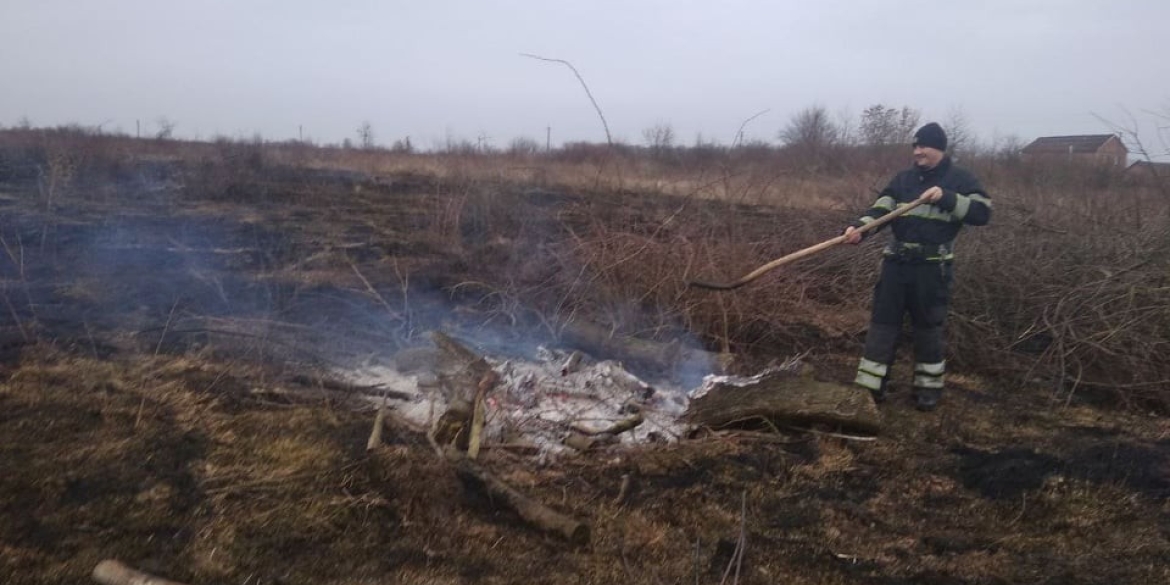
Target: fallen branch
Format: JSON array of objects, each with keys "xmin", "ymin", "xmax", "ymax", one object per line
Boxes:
[
  {"xmin": 414, "ymin": 330, "xmax": 591, "ymax": 542},
  {"xmin": 348, "ymin": 259, "xmax": 403, "ymax": 321},
  {"xmin": 613, "ymin": 473, "xmax": 632, "ymax": 506},
  {"xmin": 483, "ymin": 441, "xmax": 542, "ymax": 455},
  {"xmin": 403, "ymin": 415, "xmax": 590, "ymax": 544},
  {"xmin": 366, "ymin": 395, "xmax": 387, "ymax": 451},
  {"xmin": 781, "ymin": 425, "xmax": 877, "ymax": 442},
  {"xmin": 431, "ymin": 330, "xmax": 486, "ymax": 368},
  {"xmin": 432, "ymin": 397, "xmax": 472, "ymax": 450},
  {"xmin": 431, "ymin": 330, "xmax": 495, "ymax": 404},
  {"xmin": 453, "ymin": 456, "xmax": 590, "ymax": 545},
  {"xmin": 467, "ymin": 370, "xmax": 499, "ymax": 460},
  {"xmin": 560, "ymin": 350, "xmax": 583, "ymax": 376},
  {"xmin": 564, "ymin": 431, "xmax": 619, "ymax": 452},
  {"xmin": 571, "ymin": 411, "xmax": 645, "ymax": 437},
  {"xmin": 288, "ymin": 374, "xmax": 413, "ymax": 401},
  {"xmin": 92, "ymin": 560, "xmax": 188, "ymax": 585}
]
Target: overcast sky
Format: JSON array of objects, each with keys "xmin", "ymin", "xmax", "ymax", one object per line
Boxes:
[{"xmin": 2, "ymin": 1, "xmax": 1167, "ymax": 157}]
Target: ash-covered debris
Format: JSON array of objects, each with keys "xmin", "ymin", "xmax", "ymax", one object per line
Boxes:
[
  {"xmin": 688, "ymin": 354, "xmax": 806, "ymax": 401},
  {"xmin": 343, "ymin": 344, "xmax": 699, "ymax": 457}
]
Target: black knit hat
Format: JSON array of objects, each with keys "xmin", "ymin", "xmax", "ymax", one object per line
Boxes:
[{"xmin": 913, "ymin": 122, "xmax": 948, "ymax": 151}]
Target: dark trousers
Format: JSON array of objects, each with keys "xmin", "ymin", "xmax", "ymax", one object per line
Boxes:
[{"xmin": 856, "ymin": 259, "xmax": 953, "ymax": 391}]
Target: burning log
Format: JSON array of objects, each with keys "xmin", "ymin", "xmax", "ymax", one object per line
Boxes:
[
  {"xmin": 685, "ymin": 373, "xmax": 881, "ymax": 435},
  {"xmin": 558, "ymin": 320, "xmax": 726, "ymax": 376},
  {"xmin": 453, "ymin": 457, "xmax": 590, "ymax": 545},
  {"xmin": 92, "ymin": 559, "xmax": 188, "ymax": 585}
]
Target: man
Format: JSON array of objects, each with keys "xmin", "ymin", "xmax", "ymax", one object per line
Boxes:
[{"xmin": 843, "ymin": 122, "xmax": 991, "ymax": 411}]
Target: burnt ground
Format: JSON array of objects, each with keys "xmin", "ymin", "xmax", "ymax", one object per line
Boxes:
[{"xmin": 0, "ymin": 164, "xmax": 1168, "ymax": 584}]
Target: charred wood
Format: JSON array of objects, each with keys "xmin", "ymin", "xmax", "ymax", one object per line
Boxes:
[
  {"xmin": 453, "ymin": 457, "xmax": 590, "ymax": 545},
  {"xmin": 685, "ymin": 373, "xmax": 880, "ymax": 435}
]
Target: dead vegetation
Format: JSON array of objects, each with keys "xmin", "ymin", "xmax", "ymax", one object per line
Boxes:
[
  {"xmin": 2, "ymin": 347, "xmax": 1166, "ymax": 584},
  {"xmin": 0, "ymin": 127, "xmax": 1168, "ymax": 584}
]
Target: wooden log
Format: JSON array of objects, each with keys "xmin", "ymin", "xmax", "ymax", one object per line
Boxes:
[
  {"xmin": 612, "ymin": 473, "xmax": 632, "ymax": 506},
  {"xmin": 432, "ymin": 397, "xmax": 472, "ymax": 449},
  {"xmin": 453, "ymin": 457, "xmax": 590, "ymax": 545},
  {"xmin": 685, "ymin": 373, "xmax": 881, "ymax": 435},
  {"xmin": 430, "ymin": 331, "xmax": 494, "ymax": 404},
  {"xmin": 466, "ymin": 370, "xmax": 499, "ymax": 460},
  {"xmin": 563, "ymin": 431, "xmax": 606, "ymax": 452},
  {"xmin": 560, "ymin": 350, "xmax": 583, "ymax": 376},
  {"xmin": 92, "ymin": 559, "xmax": 188, "ymax": 585},
  {"xmin": 431, "ymin": 330, "xmax": 485, "ymax": 367},
  {"xmin": 288, "ymin": 374, "xmax": 412, "ymax": 401},
  {"xmin": 366, "ymin": 397, "xmax": 387, "ymax": 451},
  {"xmin": 563, "ymin": 431, "xmax": 621, "ymax": 452},
  {"xmin": 597, "ymin": 411, "xmax": 643, "ymax": 436},
  {"xmin": 428, "ymin": 331, "xmax": 504, "ymax": 455},
  {"xmin": 570, "ymin": 411, "xmax": 644, "ymax": 437},
  {"xmin": 558, "ymin": 320, "xmax": 725, "ymax": 375}
]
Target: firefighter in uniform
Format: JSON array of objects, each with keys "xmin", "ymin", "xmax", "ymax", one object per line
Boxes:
[{"xmin": 843, "ymin": 122, "xmax": 992, "ymax": 411}]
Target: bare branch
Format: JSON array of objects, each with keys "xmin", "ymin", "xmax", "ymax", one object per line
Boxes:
[
  {"xmin": 733, "ymin": 109, "xmax": 770, "ymax": 148},
  {"xmin": 520, "ymin": 53, "xmax": 612, "ymax": 146}
]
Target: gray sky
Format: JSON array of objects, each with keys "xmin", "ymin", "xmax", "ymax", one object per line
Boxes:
[{"xmin": 3, "ymin": 1, "xmax": 1167, "ymax": 157}]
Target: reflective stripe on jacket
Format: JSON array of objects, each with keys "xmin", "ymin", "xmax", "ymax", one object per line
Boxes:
[{"xmin": 851, "ymin": 156, "xmax": 991, "ymax": 250}]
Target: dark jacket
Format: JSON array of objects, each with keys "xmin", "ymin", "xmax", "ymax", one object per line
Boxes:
[{"xmin": 851, "ymin": 156, "xmax": 992, "ymax": 254}]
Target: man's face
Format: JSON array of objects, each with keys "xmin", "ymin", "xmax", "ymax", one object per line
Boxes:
[{"xmin": 913, "ymin": 145, "xmax": 945, "ymax": 169}]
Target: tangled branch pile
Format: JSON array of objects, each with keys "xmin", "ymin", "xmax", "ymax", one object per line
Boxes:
[
  {"xmin": 950, "ymin": 166, "xmax": 1170, "ymax": 408},
  {"xmin": 531, "ymin": 162, "xmax": 1170, "ymax": 410}
]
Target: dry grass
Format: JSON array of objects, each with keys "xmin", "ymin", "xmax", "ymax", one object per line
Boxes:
[
  {"xmin": 0, "ymin": 347, "xmax": 401, "ymax": 584},
  {"xmin": 1, "ymin": 127, "xmax": 1168, "ymax": 584},
  {"xmin": 8, "ymin": 126, "xmax": 1163, "ymax": 406}
]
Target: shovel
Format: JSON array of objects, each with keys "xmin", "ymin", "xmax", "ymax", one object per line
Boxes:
[{"xmin": 688, "ymin": 195, "xmax": 931, "ymax": 291}]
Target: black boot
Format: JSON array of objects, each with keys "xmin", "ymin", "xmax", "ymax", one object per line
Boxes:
[
  {"xmin": 914, "ymin": 387, "xmax": 941, "ymax": 411},
  {"xmin": 870, "ymin": 378, "xmax": 891, "ymax": 404}
]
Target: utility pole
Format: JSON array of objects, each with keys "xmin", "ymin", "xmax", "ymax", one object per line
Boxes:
[
  {"xmin": 299, "ymin": 125, "xmax": 303, "ymax": 142},
  {"xmin": 136, "ymin": 119, "xmax": 140, "ymax": 139},
  {"xmin": 546, "ymin": 126, "xmax": 551, "ymax": 152}
]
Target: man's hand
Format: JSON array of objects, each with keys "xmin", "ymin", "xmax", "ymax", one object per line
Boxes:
[
  {"xmin": 843, "ymin": 226, "xmax": 862, "ymax": 245},
  {"xmin": 922, "ymin": 186, "xmax": 943, "ymax": 202}
]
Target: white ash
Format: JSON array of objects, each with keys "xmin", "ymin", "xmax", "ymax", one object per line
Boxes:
[
  {"xmin": 341, "ymin": 346, "xmax": 702, "ymax": 457},
  {"xmin": 687, "ymin": 354, "xmax": 806, "ymax": 401}
]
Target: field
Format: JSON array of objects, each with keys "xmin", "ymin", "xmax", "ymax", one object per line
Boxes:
[{"xmin": 0, "ymin": 129, "xmax": 1167, "ymax": 584}]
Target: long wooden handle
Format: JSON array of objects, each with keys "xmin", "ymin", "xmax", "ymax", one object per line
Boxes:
[{"xmin": 689, "ymin": 196, "xmax": 930, "ymax": 291}]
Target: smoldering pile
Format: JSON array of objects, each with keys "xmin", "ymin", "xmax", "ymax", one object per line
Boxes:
[
  {"xmin": 339, "ymin": 327, "xmax": 881, "ymax": 459},
  {"xmin": 343, "ymin": 331, "xmax": 706, "ymax": 457}
]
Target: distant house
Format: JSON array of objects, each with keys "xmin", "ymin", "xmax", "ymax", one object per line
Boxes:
[
  {"xmin": 1021, "ymin": 134, "xmax": 1128, "ymax": 168},
  {"xmin": 1126, "ymin": 160, "xmax": 1170, "ymax": 182}
]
